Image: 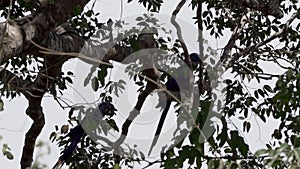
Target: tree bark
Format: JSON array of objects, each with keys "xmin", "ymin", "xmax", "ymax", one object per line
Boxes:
[
  {"xmin": 21, "ymin": 101, "xmax": 44, "ymax": 169},
  {"xmin": 0, "ymin": 0, "xmax": 90, "ymax": 65}
]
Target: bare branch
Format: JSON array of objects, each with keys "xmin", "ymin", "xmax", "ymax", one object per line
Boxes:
[
  {"xmin": 221, "ymin": 12, "xmax": 251, "ymax": 67},
  {"xmin": 112, "ymin": 61, "xmax": 162, "ymax": 162},
  {"xmin": 171, "ymin": 0, "xmax": 191, "ymax": 67}
]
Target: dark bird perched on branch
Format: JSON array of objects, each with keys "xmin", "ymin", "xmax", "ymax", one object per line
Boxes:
[
  {"xmin": 148, "ymin": 53, "xmax": 200, "ymax": 156},
  {"xmin": 189, "ymin": 53, "xmax": 201, "ymax": 63},
  {"xmin": 52, "ymin": 102, "xmax": 117, "ymax": 169}
]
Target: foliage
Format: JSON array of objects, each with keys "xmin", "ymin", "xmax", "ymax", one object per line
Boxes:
[
  {"xmin": 50, "ymin": 106, "xmax": 146, "ymax": 168},
  {"xmin": 255, "ymin": 143, "xmax": 300, "ymax": 168},
  {"xmin": 128, "ymin": 0, "xmax": 163, "ymax": 12}
]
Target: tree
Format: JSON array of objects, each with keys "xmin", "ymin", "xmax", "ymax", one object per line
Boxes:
[{"xmin": 0, "ymin": 0, "xmax": 300, "ymax": 168}]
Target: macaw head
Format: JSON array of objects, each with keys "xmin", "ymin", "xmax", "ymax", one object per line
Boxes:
[
  {"xmin": 98, "ymin": 102, "xmax": 117, "ymax": 118},
  {"xmin": 189, "ymin": 53, "xmax": 200, "ymax": 70},
  {"xmin": 189, "ymin": 53, "xmax": 200, "ymax": 63}
]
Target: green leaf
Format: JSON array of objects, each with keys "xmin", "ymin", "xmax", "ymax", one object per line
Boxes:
[
  {"xmin": 276, "ymin": 143, "xmax": 289, "ymax": 153},
  {"xmin": 229, "ymin": 131, "xmax": 249, "ymax": 157},
  {"xmin": 68, "ymin": 107, "xmax": 74, "ymax": 119},
  {"xmin": 294, "ymin": 149, "xmax": 300, "ymax": 159},
  {"xmin": 60, "ymin": 125, "xmax": 69, "ymax": 134},
  {"xmin": 136, "ymin": 16, "xmax": 144, "ymax": 21},
  {"xmin": 291, "ymin": 136, "xmax": 300, "ymax": 147},
  {"xmin": 254, "ymin": 149, "xmax": 267, "ymax": 157},
  {"xmin": 84, "ymin": 76, "xmax": 91, "ymax": 87},
  {"xmin": 2, "ymin": 144, "xmax": 10, "ymax": 153},
  {"xmin": 264, "ymin": 85, "xmax": 273, "ymax": 93},
  {"xmin": 98, "ymin": 68, "xmax": 108, "ymax": 86},
  {"xmin": 254, "ymin": 90, "xmax": 259, "ymax": 99},
  {"xmin": 47, "ymin": 0, "xmax": 55, "ymax": 5},
  {"xmin": 65, "ymin": 76, "xmax": 73, "ymax": 84},
  {"xmin": 35, "ymin": 140, "xmax": 44, "ymax": 147},
  {"xmin": 107, "ymin": 119, "xmax": 119, "ymax": 132},
  {"xmin": 91, "ymin": 77, "xmax": 99, "ymax": 92},
  {"xmin": 258, "ymin": 89, "xmax": 264, "ymax": 97},
  {"xmin": 2, "ymin": 144, "xmax": 13, "ymax": 160},
  {"xmin": 113, "ymin": 163, "xmax": 120, "ymax": 169},
  {"xmin": 49, "ymin": 132, "xmax": 57, "ymax": 142},
  {"xmin": 243, "ymin": 121, "xmax": 251, "ymax": 132},
  {"xmin": 0, "ymin": 99, "xmax": 3, "ymax": 111},
  {"xmin": 73, "ymin": 5, "xmax": 82, "ymax": 16},
  {"xmin": 189, "ymin": 129, "xmax": 200, "ymax": 148},
  {"xmin": 67, "ymin": 71, "xmax": 74, "ymax": 76},
  {"xmin": 4, "ymin": 151, "xmax": 13, "ymax": 160}
]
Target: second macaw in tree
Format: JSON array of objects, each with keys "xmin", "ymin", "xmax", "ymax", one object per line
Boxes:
[
  {"xmin": 148, "ymin": 53, "xmax": 200, "ymax": 156},
  {"xmin": 52, "ymin": 102, "xmax": 117, "ymax": 169}
]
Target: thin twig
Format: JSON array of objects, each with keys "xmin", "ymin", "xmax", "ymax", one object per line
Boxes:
[
  {"xmin": 171, "ymin": 0, "xmax": 191, "ymax": 67},
  {"xmin": 221, "ymin": 12, "xmax": 250, "ymax": 64}
]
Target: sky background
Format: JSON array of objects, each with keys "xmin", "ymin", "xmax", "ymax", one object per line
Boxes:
[{"xmin": 0, "ymin": 0, "xmax": 285, "ymax": 168}]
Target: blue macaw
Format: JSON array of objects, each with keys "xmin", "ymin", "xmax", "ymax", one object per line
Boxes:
[
  {"xmin": 52, "ymin": 102, "xmax": 116, "ymax": 169},
  {"xmin": 189, "ymin": 53, "xmax": 201, "ymax": 63},
  {"xmin": 148, "ymin": 53, "xmax": 200, "ymax": 156}
]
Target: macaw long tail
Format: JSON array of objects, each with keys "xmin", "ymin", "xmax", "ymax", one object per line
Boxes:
[
  {"xmin": 148, "ymin": 100, "xmax": 171, "ymax": 156},
  {"xmin": 52, "ymin": 125, "xmax": 85, "ymax": 168}
]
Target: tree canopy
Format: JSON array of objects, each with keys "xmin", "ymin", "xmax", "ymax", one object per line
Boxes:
[{"xmin": 0, "ymin": 0, "xmax": 300, "ymax": 168}]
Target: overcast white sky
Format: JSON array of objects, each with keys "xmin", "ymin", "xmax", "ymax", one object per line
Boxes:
[{"xmin": 0, "ymin": 0, "xmax": 285, "ymax": 168}]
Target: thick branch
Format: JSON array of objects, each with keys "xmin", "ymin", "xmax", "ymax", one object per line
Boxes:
[
  {"xmin": 0, "ymin": 0, "xmax": 90, "ymax": 65},
  {"xmin": 19, "ymin": 23, "xmax": 86, "ymax": 169},
  {"xmin": 114, "ymin": 67, "xmax": 160, "ymax": 163},
  {"xmin": 114, "ymin": 80, "xmax": 158, "ymax": 158},
  {"xmin": 21, "ymin": 104, "xmax": 45, "ymax": 169}
]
